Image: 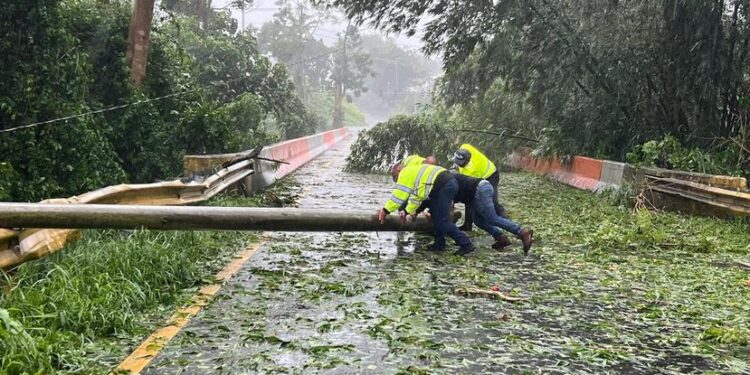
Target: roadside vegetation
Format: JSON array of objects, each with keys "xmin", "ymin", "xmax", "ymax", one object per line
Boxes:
[
  {"xmin": 0, "ymin": 0, "xmax": 357, "ymax": 203},
  {"xmin": 332, "ymin": 0, "xmax": 750, "ymax": 179}
]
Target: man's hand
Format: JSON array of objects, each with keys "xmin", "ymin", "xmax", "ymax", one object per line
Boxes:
[
  {"xmin": 377, "ymin": 208, "xmax": 388, "ymax": 224},
  {"xmin": 423, "ymin": 212, "xmax": 431, "ymax": 220},
  {"xmin": 399, "ymin": 210, "xmax": 408, "ymax": 224}
]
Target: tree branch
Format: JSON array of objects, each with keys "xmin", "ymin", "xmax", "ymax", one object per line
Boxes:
[{"xmin": 457, "ymin": 128, "xmax": 539, "ymax": 143}]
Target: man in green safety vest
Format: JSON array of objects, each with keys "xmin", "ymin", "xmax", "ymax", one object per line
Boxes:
[
  {"xmin": 453, "ymin": 144, "xmax": 507, "ymax": 234},
  {"xmin": 377, "ymin": 163, "xmax": 476, "ymax": 255}
]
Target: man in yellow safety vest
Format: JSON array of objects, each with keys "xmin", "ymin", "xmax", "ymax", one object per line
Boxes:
[
  {"xmin": 401, "ymin": 154, "xmax": 437, "ymax": 167},
  {"xmin": 395, "ymin": 155, "xmax": 437, "ymax": 213},
  {"xmin": 453, "ymin": 144, "xmax": 508, "ymax": 240},
  {"xmin": 376, "ymin": 162, "xmax": 476, "ymax": 255}
]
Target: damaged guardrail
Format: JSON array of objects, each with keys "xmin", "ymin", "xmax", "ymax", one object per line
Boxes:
[
  {"xmin": 644, "ymin": 176, "xmax": 750, "ymax": 218},
  {"xmin": 1, "ymin": 128, "xmax": 350, "ymax": 270},
  {"xmin": 0, "ymin": 158, "xmax": 255, "ymax": 270}
]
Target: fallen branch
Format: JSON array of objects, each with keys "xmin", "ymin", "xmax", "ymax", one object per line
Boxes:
[
  {"xmin": 734, "ymin": 261, "xmax": 750, "ymax": 271},
  {"xmin": 456, "ymin": 128, "xmax": 540, "ymax": 143},
  {"xmin": 454, "ymin": 287, "xmax": 529, "ymax": 302}
]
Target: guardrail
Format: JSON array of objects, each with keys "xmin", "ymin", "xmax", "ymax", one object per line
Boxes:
[
  {"xmin": 184, "ymin": 127, "xmax": 348, "ymax": 191},
  {"xmin": 0, "ymin": 160, "xmax": 254, "ymax": 269},
  {"xmin": 645, "ymin": 176, "xmax": 750, "ymax": 218},
  {"xmin": 1, "ymin": 128, "xmax": 349, "ymax": 270},
  {"xmin": 506, "ymin": 148, "xmax": 749, "ymax": 219}
]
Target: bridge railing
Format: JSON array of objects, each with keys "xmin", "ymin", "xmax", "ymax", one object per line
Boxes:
[{"xmin": 506, "ymin": 148, "xmax": 749, "ymax": 219}]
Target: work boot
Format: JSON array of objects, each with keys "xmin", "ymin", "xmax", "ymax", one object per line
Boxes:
[
  {"xmin": 454, "ymin": 245, "xmax": 476, "ymax": 256},
  {"xmin": 458, "ymin": 223, "xmax": 473, "ymax": 232},
  {"xmin": 492, "ymin": 234, "xmax": 512, "ymax": 250},
  {"xmin": 518, "ymin": 228, "xmax": 534, "ymax": 255}
]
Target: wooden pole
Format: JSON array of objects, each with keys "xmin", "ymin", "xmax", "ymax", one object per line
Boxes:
[{"xmin": 0, "ymin": 204, "xmax": 454, "ymax": 232}]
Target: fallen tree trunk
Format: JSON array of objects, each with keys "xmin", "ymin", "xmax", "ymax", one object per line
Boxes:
[{"xmin": 0, "ymin": 203, "xmax": 455, "ymax": 232}]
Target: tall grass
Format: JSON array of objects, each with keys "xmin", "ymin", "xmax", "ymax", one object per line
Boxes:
[{"xmin": 0, "ymin": 195, "xmax": 262, "ymax": 374}]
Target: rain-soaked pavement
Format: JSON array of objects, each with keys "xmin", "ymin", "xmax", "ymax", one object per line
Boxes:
[{"xmin": 143, "ymin": 135, "xmax": 742, "ymax": 374}]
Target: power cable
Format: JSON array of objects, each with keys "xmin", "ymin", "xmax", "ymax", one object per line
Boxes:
[
  {"xmin": 0, "ymin": 88, "xmax": 202, "ymax": 134},
  {"xmin": 0, "ymin": 47, "xmax": 341, "ymax": 135}
]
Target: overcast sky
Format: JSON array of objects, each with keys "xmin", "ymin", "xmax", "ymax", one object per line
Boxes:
[{"xmin": 214, "ymin": 0, "xmax": 425, "ymax": 50}]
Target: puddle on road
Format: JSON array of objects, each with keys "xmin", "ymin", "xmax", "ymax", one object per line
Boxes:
[{"xmin": 145, "ymin": 138, "xmax": 733, "ymax": 374}]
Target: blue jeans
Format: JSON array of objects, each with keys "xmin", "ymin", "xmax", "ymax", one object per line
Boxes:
[
  {"xmin": 473, "ymin": 181, "xmax": 521, "ymax": 238},
  {"xmin": 428, "ymin": 178, "xmax": 474, "ymax": 251},
  {"xmin": 463, "ymin": 171, "xmax": 506, "ymax": 227}
]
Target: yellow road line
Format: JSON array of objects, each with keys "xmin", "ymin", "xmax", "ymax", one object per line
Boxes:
[{"xmin": 113, "ymin": 241, "xmax": 265, "ymax": 374}]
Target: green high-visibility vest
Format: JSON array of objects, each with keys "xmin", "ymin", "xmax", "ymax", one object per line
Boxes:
[
  {"xmin": 384, "ymin": 164, "xmax": 446, "ymax": 214},
  {"xmin": 457, "ymin": 143, "xmax": 496, "ymax": 179}
]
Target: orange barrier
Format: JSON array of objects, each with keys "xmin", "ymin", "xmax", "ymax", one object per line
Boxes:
[
  {"xmin": 554, "ymin": 156, "xmax": 603, "ymax": 191},
  {"xmin": 508, "ymin": 150, "xmax": 603, "ymax": 192},
  {"xmin": 251, "ymin": 128, "xmax": 348, "ymax": 190},
  {"xmin": 507, "ymin": 149, "xmax": 746, "ymax": 198}
]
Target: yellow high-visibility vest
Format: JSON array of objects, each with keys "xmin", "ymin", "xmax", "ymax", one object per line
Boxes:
[
  {"xmin": 457, "ymin": 143, "xmax": 496, "ymax": 179},
  {"xmin": 402, "ymin": 155, "xmax": 425, "ymax": 166},
  {"xmin": 384, "ymin": 164, "xmax": 446, "ymax": 214}
]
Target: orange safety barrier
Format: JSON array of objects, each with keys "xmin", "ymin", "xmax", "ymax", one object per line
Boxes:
[{"xmin": 507, "ymin": 150, "xmax": 603, "ymax": 192}]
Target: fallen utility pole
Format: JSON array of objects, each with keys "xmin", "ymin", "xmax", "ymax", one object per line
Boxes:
[{"xmin": 0, "ymin": 204, "xmax": 450, "ymax": 232}]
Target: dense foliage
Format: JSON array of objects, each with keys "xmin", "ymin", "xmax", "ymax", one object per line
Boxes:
[
  {"xmin": 0, "ymin": 0, "xmax": 315, "ymax": 202},
  {"xmin": 345, "ymin": 113, "xmax": 457, "ymax": 172},
  {"xmin": 328, "ymin": 0, "xmax": 750, "ymax": 178}
]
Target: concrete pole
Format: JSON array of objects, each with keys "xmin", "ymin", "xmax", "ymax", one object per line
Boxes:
[{"xmin": 0, "ymin": 204, "xmax": 453, "ymax": 232}]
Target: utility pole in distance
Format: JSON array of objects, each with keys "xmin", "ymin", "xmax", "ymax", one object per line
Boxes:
[
  {"xmin": 126, "ymin": 0, "xmax": 155, "ymax": 87},
  {"xmin": 332, "ymin": 26, "xmax": 347, "ymax": 129}
]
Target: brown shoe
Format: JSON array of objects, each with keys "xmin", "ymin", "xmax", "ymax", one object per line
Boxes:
[
  {"xmin": 492, "ymin": 234, "xmax": 512, "ymax": 250},
  {"xmin": 518, "ymin": 228, "xmax": 533, "ymax": 255}
]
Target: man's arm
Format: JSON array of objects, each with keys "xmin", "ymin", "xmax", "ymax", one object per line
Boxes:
[{"xmin": 383, "ymin": 183, "xmax": 413, "ymax": 213}]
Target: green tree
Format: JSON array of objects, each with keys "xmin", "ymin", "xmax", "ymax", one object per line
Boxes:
[
  {"xmin": 325, "ymin": 0, "xmax": 750, "ymax": 176},
  {"xmin": 258, "ymin": 0, "xmax": 333, "ymax": 100},
  {"xmin": 0, "ymin": 0, "xmax": 315, "ymax": 201},
  {"xmin": 0, "ymin": 0, "xmax": 126, "ymax": 201}
]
